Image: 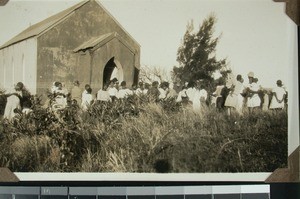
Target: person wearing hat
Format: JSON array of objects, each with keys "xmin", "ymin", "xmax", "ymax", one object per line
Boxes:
[
  {"xmin": 247, "ymin": 71, "xmax": 254, "ymax": 85},
  {"xmin": 269, "ymin": 80, "xmax": 287, "ymax": 110}
]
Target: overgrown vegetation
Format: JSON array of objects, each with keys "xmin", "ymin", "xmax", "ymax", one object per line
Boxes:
[
  {"xmin": 173, "ymin": 14, "xmax": 231, "ymax": 92},
  {"xmin": 0, "ymin": 95, "xmax": 287, "ymax": 172}
]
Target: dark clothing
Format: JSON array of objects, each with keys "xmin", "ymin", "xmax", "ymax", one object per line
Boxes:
[
  {"xmin": 147, "ymin": 87, "xmax": 160, "ymax": 102},
  {"xmin": 0, "ymin": 94, "xmax": 7, "ymax": 115}
]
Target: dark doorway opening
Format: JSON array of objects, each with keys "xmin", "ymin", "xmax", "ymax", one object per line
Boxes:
[{"xmin": 103, "ymin": 57, "xmax": 117, "ymax": 87}]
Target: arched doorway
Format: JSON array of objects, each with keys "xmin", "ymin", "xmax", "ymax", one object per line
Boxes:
[{"xmin": 103, "ymin": 57, "xmax": 124, "ymax": 87}]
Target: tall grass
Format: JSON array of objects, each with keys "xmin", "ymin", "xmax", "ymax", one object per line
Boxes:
[{"xmin": 0, "ymin": 96, "xmax": 287, "ymax": 172}]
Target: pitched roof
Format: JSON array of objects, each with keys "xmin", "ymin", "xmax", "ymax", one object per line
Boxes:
[
  {"xmin": 73, "ymin": 32, "xmax": 136, "ymax": 53},
  {"xmin": 0, "ymin": 0, "xmax": 140, "ymax": 50},
  {"xmin": 0, "ymin": 0, "xmax": 89, "ymax": 50}
]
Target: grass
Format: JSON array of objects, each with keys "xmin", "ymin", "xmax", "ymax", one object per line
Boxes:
[{"xmin": 0, "ymin": 95, "xmax": 287, "ymax": 172}]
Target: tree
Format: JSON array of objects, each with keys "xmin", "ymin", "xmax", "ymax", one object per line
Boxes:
[
  {"xmin": 139, "ymin": 65, "xmax": 172, "ymax": 84},
  {"xmin": 173, "ymin": 14, "xmax": 231, "ymax": 92}
]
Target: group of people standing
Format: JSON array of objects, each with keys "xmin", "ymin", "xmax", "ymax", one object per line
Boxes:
[
  {"xmin": 175, "ymin": 80, "xmax": 208, "ymax": 112},
  {"xmin": 212, "ymin": 72, "xmax": 287, "ymax": 115},
  {"xmin": 0, "ymin": 71, "xmax": 287, "ymax": 120},
  {"xmin": 67, "ymin": 79, "xmax": 179, "ymax": 110}
]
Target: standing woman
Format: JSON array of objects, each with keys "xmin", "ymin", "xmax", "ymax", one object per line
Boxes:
[
  {"xmin": 247, "ymin": 78, "xmax": 261, "ymax": 111},
  {"xmin": 269, "ymin": 80, "xmax": 286, "ymax": 110},
  {"xmin": 224, "ymin": 75, "xmax": 245, "ymax": 115},
  {"xmin": 4, "ymin": 82, "xmax": 31, "ymax": 120}
]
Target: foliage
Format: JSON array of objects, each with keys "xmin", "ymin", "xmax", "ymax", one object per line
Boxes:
[
  {"xmin": 139, "ymin": 65, "xmax": 172, "ymax": 84},
  {"xmin": 173, "ymin": 14, "xmax": 231, "ymax": 91},
  {"xmin": 0, "ymin": 95, "xmax": 287, "ymax": 172}
]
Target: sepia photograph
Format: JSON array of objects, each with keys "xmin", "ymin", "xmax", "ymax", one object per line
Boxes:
[{"xmin": 0, "ymin": 0, "xmax": 297, "ymax": 173}]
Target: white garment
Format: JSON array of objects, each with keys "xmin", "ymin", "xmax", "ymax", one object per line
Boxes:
[
  {"xmin": 135, "ymin": 88, "xmax": 145, "ymax": 95},
  {"xmin": 97, "ymin": 90, "xmax": 111, "ymax": 102},
  {"xmin": 4, "ymin": 94, "xmax": 21, "ymax": 120},
  {"xmin": 269, "ymin": 86, "xmax": 286, "ymax": 109},
  {"xmin": 176, "ymin": 89, "xmax": 188, "ymax": 102},
  {"xmin": 54, "ymin": 95, "xmax": 67, "ymax": 107},
  {"xmin": 81, "ymin": 92, "xmax": 93, "ymax": 110},
  {"xmin": 158, "ymin": 88, "xmax": 167, "ymax": 99},
  {"xmin": 107, "ymin": 87, "xmax": 118, "ymax": 97},
  {"xmin": 213, "ymin": 85, "xmax": 224, "ymax": 98},
  {"xmin": 117, "ymin": 88, "xmax": 133, "ymax": 99},
  {"xmin": 22, "ymin": 108, "xmax": 32, "ymax": 115},
  {"xmin": 192, "ymin": 89, "xmax": 207, "ymax": 111},
  {"xmin": 166, "ymin": 88, "xmax": 177, "ymax": 98},
  {"xmin": 247, "ymin": 82, "xmax": 261, "ymax": 108},
  {"xmin": 186, "ymin": 87, "xmax": 196, "ymax": 102},
  {"xmin": 51, "ymin": 86, "xmax": 58, "ymax": 93},
  {"xmin": 225, "ymin": 81, "xmax": 245, "ymax": 112},
  {"xmin": 143, "ymin": 89, "xmax": 148, "ymax": 95}
]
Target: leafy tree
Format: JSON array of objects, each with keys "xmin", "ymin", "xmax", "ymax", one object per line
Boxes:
[{"xmin": 173, "ymin": 14, "xmax": 231, "ymax": 91}]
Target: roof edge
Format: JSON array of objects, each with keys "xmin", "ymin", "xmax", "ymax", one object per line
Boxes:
[
  {"xmin": 73, "ymin": 32, "xmax": 137, "ymax": 54},
  {"xmin": 0, "ymin": 0, "xmax": 89, "ymax": 50},
  {"xmin": 94, "ymin": 0, "xmax": 141, "ymax": 48},
  {"xmin": 36, "ymin": 0, "xmax": 90, "ymax": 40},
  {"xmin": 0, "ymin": 36, "xmax": 36, "ymax": 50}
]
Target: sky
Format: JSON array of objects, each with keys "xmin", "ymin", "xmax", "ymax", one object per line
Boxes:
[
  {"xmin": 0, "ymin": 0, "xmax": 298, "ymax": 174},
  {"xmin": 0, "ymin": 0, "xmax": 297, "ymax": 89}
]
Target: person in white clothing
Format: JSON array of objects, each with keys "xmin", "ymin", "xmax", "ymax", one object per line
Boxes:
[
  {"xmin": 224, "ymin": 75, "xmax": 245, "ymax": 115},
  {"xmin": 97, "ymin": 84, "xmax": 111, "ymax": 102},
  {"xmin": 269, "ymin": 80, "xmax": 286, "ymax": 110},
  {"xmin": 3, "ymin": 83, "xmax": 23, "ymax": 120},
  {"xmin": 186, "ymin": 81, "xmax": 196, "ymax": 104},
  {"xmin": 247, "ymin": 78, "xmax": 261, "ymax": 111},
  {"xmin": 81, "ymin": 87, "xmax": 93, "ymax": 111},
  {"xmin": 211, "ymin": 80, "xmax": 225, "ymax": 110},
  {"xmin": 176, "ymin": 85, "xmax": 189, "ymax": 105},
  {"xmin": 116, "ymin": 81, "xmax": 133, "ymax": 99},
  {"xmin": 192, "ymin": 80, "xmax": 207, "ymax": 112},
  {"xmin": 107, "ymin": 80, "xmax": 118, "ymax": 101},
  {"xmin": 158, "ymin": 82, "xmax": 169, "ymax": 100},
  {"xmin": 135, "ymin": 82, "xmax": 145, "ymax": 95},
  {"xmin": 52, "ymin": 82, "xmax": 68, "ymax": 109}
]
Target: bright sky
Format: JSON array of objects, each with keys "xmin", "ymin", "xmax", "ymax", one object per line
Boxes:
[{"xmin": 0, "ymin": 0, "xmax": 297, "ymax": 89}]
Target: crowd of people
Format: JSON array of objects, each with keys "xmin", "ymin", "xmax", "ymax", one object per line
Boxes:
[
  {"xmin": 0, "ymin": 71, "xmax": 287, "ymax": 120},
  {"xmin": 211, "ymin": 72, "xmax": 287, "ymax": 115}
]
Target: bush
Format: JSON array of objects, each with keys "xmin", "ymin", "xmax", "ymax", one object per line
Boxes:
[{"xmin": 0, "ymin": 96, "xmax": 287, "ymax": 172}]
